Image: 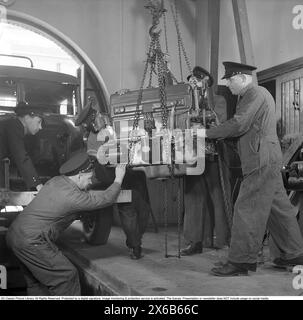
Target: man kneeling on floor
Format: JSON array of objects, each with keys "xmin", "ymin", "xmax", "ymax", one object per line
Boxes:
[{"xmin": 6, "ymin": 152, "xmax": 127, "ymax": 296}]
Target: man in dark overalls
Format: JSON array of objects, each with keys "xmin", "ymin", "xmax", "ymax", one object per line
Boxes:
[
  {"xmin": 207, "ymin": 61, "xmax": 303, "ymax": 276},
  {"xmin": 75, "ymin": 105, "xmax": 152, "ymax": 259},
  {"xmin": 6, "ymin": 152, "xmax": 126, "ymax": 295},
  {"xmin": 181, "ymin": 66, "xmax": 231, "ymax": 255},
  {"xmin": 0, "ymin": 102, "xmax": 44, "ymax": 191}
]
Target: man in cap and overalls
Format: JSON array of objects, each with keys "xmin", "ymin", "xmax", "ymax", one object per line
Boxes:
[
  {"xmin": 75, "ymin": 104, "xmax": 152, "ymax": 260},
  {"xmin": 0, "ymin": 102, "xmax": 44, "ymax": 191},
  {"xmin": 181, "ymin": 66, "xmax": 231, "ymax": 255},
  {"xmin": 207, "ymin": 61, "xmax": 303, "ymax": 276},
  {"xmin": 6, "ymin": 152, "xmax": 127, "ymax": 295}
]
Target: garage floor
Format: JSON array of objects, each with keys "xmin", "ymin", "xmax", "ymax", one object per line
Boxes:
[{"xmin": 55, "ymin": 221, "xmax": 303, "ymax": 297}]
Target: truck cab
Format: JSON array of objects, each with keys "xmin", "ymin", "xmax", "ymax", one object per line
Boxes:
[
  {"xmin": 0, "ymin": 64, "xmax": 85, "ymax": 190},
  {"xmin": 0, "ymin": 62, "xmax": 116, "ymax": 246}
]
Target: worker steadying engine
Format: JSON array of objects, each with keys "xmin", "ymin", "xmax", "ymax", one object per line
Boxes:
[
  {"xmin": 208, "ymin": 61, "xmax": 303, "ymax": 276},
  {"xmin": 181, "ymin": 66, "xmax": 231, "ymax": 255},
  {"xmin": 6, "ymin": 152, "xmax": 127, "ymax": 296}
]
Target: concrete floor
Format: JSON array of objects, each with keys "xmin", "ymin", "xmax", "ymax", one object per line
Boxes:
[{"xmin": 57, "ymin": 221, "xmax": 303, "ymax": 297}]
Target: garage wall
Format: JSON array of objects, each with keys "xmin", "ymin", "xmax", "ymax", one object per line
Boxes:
[
  {"xmin": 7, "ymin": 0, "xmax": 197, "ymax": 96},
  {"xmin": 218, "ymin": 0, "xmax": 303, "ymax": 83},
  {"xmin": 6, "ymin": 0, "xmax": 303, "ymax": 95}
]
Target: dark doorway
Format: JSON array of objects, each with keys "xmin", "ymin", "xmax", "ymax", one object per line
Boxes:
[{"xmin": 260, "ymin": 79, "xmax": 276, "ymax": 102}]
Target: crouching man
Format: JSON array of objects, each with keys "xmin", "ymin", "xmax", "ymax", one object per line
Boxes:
[{"xmin": 6, "ymin": 152, "xmax": 126, "ymax": 296}]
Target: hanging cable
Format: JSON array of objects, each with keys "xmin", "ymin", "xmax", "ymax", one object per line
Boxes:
[
  {"xmin": 163, "ymin": 11, "xmax": 169, "ymax": 54},
  {"xmin": 169, "ymin": 0, "xmax": 192, "ymax": 80}
]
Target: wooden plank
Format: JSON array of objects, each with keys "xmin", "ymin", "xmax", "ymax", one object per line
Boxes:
[
  {"xmin": 285, "ymin": 81, "xmax": 290, "ymax": 134},
  {"xmin": 232, "ymin": 0, "xmax": 256, "ymax": 83},
  {"xmin": 281, "ymin": 82, "xmax": 285, "ymax": 137},
  {"xmin": 295, "ymin": 78, "xmax": 300, "ymax": 133},
  {"xmin": 276, "ymin": 76, "xmax": 282, "ymax": 138},
  {"xmin": 0, "ymin": 190, "xmax": 132, "ymax": 207},
  {"xmin": 289, "ymin": 80, "xmax": 295, "ymax": 134},
  {"xmin": 300, "ymin": 77, "xmax": 303, "ymax": 132}
]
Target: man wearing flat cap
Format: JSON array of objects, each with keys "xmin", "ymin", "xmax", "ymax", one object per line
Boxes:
[
  {"xmin": 187, "ymin": 65, "xmax": 214, "ymax": 88},
  {"xmin": 0, "ymin": 101, "xmax": 44, "ymax": 191},
  {"xmin": 206, "ymin": 61, "xmax": 303, "ymax": 276},
  {"xmin": 6, "ymin": 151, "xmax": 127, "ymax": 295}
]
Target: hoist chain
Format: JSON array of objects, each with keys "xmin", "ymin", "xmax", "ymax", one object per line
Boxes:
[
  {"xmin": 129, "ymin": 35, "xmax": 156, "ymax": 165},
  {"xmin": 169, "ymin": 0, "xmax": 192, "ymax": 80},
  {"xmin": 135, "ymin": 39, "xmax": 156, "ymax": 129},
  {"xmin": 176, "ymin": 177, "xmax": 182, "ymax": 258},
  {"xmin": 129, "ymin": 1, "xmax": 183, "ymax": 259},
  {"xmin": 129, "ymin": 0, "xmax": 167, "ymax": 165},
  {"xmin": 177, "ymin": 33, "xmax": 183, "ymax": 81},
  {"xmin": 164, "ymin": 179, "xmax": 168, "ymax": 257},
  {"xmin": 162, "ymin": 9, "xmax": 179, "ymax": 85},
  {"xmin": 155, "ymin": 38, "xmax": 175, "ymax": 179},
  {"xmin": 155, "ymin": 38, "xmax": 168, "ymax": 129},
  {"xmin": 163, "ymin": 11, "xmax": 169, "ymax": 54},
  {"xmin": 153, "ymin": 11, "xmax": 178, "ymax": 254},
  {"xmin": 164, "ymin": 177, "xmax": 182, "ymax": 259}
]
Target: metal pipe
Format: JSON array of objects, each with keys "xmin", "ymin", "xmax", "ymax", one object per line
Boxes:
[{"xmin": 0, "ymin": 53, "xmax": 34, "ymax": 68}]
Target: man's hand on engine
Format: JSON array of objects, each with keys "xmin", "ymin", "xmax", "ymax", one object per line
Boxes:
[
  {"xmin": 114, "ymin": 164, "xmax": 127, "ymax": 185},
  {"xmin": 36, "ymin": 184, "xmax": 43, "ymax": 192}
]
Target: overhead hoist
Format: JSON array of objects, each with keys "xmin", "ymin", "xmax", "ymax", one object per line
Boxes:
[{"xmin": 107, "ymin": 0, "xmax": 227, "ymax": 257}]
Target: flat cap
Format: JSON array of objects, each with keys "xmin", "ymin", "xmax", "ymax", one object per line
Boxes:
[
  {"xmin": 221, "ymin": 61, "xmax": 257, "ymax": 79},
  {"xmin": 187, "ymin": 66, "xmax": 214, "ymax": 87},
  {"xmin": 14, "ymin": 101, "xmax": 44, "ymax": 118},
  {"xmin": 75, "ymin": 101, "xmax": 96, "ymax": 127},
  {"xmin": 59, "ymin": 152, "xmax": 94, "ymax": 176}
]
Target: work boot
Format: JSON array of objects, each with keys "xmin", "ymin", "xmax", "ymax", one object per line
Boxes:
[
  {"xmin": 129, "ymin": 246, "xmax": 142, "ymax": 260},
  {"xmin": 210, "ymin": 262, "xmax": 248, "ymax": 277},
  {"xmin": 180, "ymin": 242, "xmax": 202, "ymax": 256},
  {"xmin": 273, "ymin": 255, "xmax": 303, "ymax": 267},
  {"xmin": 213, "ymin": 259, "xmax": 228, "ymax": 267}
]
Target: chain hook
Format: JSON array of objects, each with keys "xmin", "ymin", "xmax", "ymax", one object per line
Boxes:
[{"xmin": 145, "ymin": 0, "xmax": 166, "ymax": 38}]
